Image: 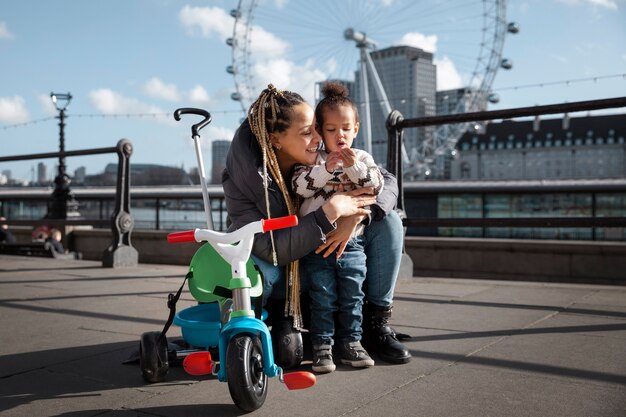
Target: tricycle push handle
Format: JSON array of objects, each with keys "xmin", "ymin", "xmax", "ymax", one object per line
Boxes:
[{"xmin": 173, "ymin": 107, "xmax": 212, "ymax": 138}]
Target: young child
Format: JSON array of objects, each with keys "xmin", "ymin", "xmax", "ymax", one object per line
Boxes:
[{"xmin": 292, "ymin": 81, "xmax": 384, "ymax": 373}]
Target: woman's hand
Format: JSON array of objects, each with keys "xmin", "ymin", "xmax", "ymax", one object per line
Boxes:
[
  {"xmin": 316, "ymin": 213, "xmax": 365, "ymax": 258},
  {"xmin": 321, "ymin": 187, "xmax": 376, "ymax": 223}
]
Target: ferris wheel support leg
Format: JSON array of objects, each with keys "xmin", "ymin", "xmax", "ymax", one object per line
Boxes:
[
  {"xmin": 364, "ymin": 49, "xmax": 410, "ymax": 165},
  {"xmin": 359, "ymin": 48, "xmax": 373, "ymax": 156}
]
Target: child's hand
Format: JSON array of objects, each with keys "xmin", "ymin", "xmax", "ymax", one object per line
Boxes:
[
  {"xmin": 340, "ymin": 148, "xmax": 357, "ymax": 168},
  {"xmin": 325, "ymin": 151, "xmax": 344, "ymax": 173}
]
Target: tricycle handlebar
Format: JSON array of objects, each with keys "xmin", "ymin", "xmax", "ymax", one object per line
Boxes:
[
  {"xmin": 167, "ymin": 230, "xmax": 197, "ymax": 243},
  {"xmin": 261, "ymin": 215, "xmax": 298, "ymax": 232},
  {"xmin": 167, "ymin": 215, "xmax": 298, "ymax": 244}
]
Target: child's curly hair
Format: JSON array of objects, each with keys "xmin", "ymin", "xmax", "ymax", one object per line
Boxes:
[{"xmin": 315, "ymin": 81, "xmax": 360, "ymax": 131}]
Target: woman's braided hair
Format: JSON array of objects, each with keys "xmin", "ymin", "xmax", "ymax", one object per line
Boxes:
[{"xmin": 247, "ymin": 84, "xmax": 306, "ymax": 328}]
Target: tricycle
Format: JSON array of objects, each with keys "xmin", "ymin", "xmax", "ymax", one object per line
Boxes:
[{"xmin": 138, "ymin": 108, "xmax": 315, "ymax": 412}]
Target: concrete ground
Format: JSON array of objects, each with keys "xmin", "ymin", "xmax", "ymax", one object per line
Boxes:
[{"xmin": 0, "ymin": 254, "xmax": 625, "ymax": 417}]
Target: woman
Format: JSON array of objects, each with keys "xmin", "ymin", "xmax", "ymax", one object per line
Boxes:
[{"xmin": 222, "ymin": 84, "xmax": 410, "ymax": 365}]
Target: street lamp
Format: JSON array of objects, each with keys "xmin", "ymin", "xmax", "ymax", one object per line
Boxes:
[{"xmin": 47, "ymin": 92, "xmax": 79, "ymax": 219}]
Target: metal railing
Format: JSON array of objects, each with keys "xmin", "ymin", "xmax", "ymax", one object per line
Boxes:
[
  {"xmin": 0, "ymin": 139, "xmax": 136, "ymax": 267},
  {"xmin": 386, "ymin": 96, "xmax": 626, "ymax": 232}
]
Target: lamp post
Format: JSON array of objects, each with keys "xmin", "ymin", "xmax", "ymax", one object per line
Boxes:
[{"xmin": 47, "ymin": 92, "xmax": 79, "ymax": 219}]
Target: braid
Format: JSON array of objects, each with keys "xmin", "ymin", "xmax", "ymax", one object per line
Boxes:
[{"xmin": 247, "ymin": 84, "xmax": 306, "ymax": 329}]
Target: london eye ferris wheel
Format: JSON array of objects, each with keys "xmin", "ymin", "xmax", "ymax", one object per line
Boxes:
[{"xmin": 227, "ymin": 0, "xmax": 519, "ymax": 179}]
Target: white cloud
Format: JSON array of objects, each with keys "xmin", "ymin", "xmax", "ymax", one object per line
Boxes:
[
  {"xmin": 88, "ymin": 88, "xmax": 173, "ymax": 125},
  {"xmin": 396, "ymin": 32, "xmax": 438, "ymax": 53},
  {"xmin": 0, "ymin": 96, "xmax": 30, "ymax": 123},
  {"xmin": 143, "ymin": 77, "xmax": 182, "ymax": 102},
  {"xmin": 251, "ymin": 58, "xmax": 326, "ymax": 104},
  {"xmin": 188, "ymin": 85, "xmax": 211, "ymax": 104},
  {"xmin": 555, "ymin": 0, "xmax": 619, "ymax": 9},
  {"xmin": 434, "ymin": 56, "xmax": 463, "ymax": 91},
  {"xmin": 200, "ymin": 125, "xmax": 235, "ymax": 147},
  {"xmin": 179, "ymin": 6, "xmax": 232, "ymax": 40},
  {"xmin": 143, "ymin": 78, "xmax": 212, "ymax": 104},
  {"xmin": 248, "ymin": 24, "xmax": 289, "ymax": 59},
  {"xmin": 0, "ymin": 22, "xmax": 14, "ymax": 40},
  {"xmin": 37, "ymin": 94, "xmax": 58, "ymax": 116},
  {"xmin": 587, "ymin": 0, "xmax": 618, "ymax": 9}
]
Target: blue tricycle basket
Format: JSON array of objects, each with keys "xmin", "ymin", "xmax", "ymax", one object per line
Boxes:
[
  {"xmin": 174, "ymin": 303, "xmax": 221, "ymax": 348},
  {"xmin": 173, "ymin": 242, "xmax": 264, "ymax": 349}
]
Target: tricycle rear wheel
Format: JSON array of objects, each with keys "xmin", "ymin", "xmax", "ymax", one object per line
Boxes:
[{"xmin": 226, "ymin": 334, "xmax": 268, "ymax": 412}]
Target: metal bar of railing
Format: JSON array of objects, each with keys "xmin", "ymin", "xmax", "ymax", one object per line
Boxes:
[
  {"xmin": 3, "ymin": 219, "xmax": 110, "ymax": 227},
  {"xmin": 0, "ymin": 145, "xmax": 122, "ymax": 162},
  {"xmin": 398, "ymin": 96, "xmax": 626, "ymax": 129},
  {"xmin": 403, "ymin": 217, "xmax": 626, "ymax": 228}
]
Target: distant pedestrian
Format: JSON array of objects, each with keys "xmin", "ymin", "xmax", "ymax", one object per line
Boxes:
[
  {"xmin": 44, "ymin": 228, "xmax": 82, "ymax": 260},
  {"xmin": 0, "ymin": 217, "xmax": 17, "ymax": 244},
  {"xmin": 46, "ymin": 228, "xmax": 65, "ymax": 254}
]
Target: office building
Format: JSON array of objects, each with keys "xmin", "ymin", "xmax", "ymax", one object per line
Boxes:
[
  {"xmin": 354, "ymin": 45, "xmax": 437, "ymax": 166},
  {"xmin": 211, "ymin": 140, "xmax": 231, "ymax": 184},
  {"xmin": 37, "ymin": 162, "xmax": 47, "ymax": 185}
]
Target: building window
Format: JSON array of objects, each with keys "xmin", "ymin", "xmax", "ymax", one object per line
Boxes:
[{"xmin": 460, "ymin": 162, "xmax": 471, "ymax": 179}]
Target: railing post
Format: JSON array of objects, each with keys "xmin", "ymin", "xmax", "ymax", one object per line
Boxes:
[
  {"xmin": 386, "ymin": 110, "xmax": 406, "ymax": 214},
  {"xmin": 102, "ymin": 139, "xmax": 138, "ymax": 267},
  {"xmin": 386, "ymin": 110, "xmax": 413, "ymax": 279}
]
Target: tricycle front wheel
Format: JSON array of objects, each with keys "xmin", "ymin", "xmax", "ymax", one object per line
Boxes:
[{"xmin": 226, "ymin": 334, "xmax": 268, "ymax": 412}]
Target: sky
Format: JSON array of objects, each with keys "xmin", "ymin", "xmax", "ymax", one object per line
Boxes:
[{"xmin": 1, "ymin": 0, "xmax": 625, "ymax": 183}]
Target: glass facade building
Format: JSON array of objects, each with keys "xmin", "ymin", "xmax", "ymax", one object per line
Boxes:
[{"xmin": 354, "ymin": 46, "xmax": 436, "ymax": 166}]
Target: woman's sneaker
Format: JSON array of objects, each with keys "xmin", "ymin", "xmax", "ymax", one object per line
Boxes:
[
  {"xmin": 337, "ymin": 341, "xmax": 375, "ymax": 368},
  {"xmin": 312, "ymin": 344, "xmax": 336, "ymax": 373}
]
